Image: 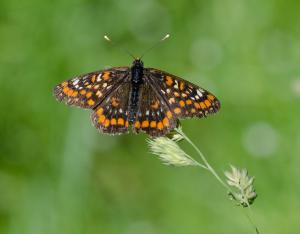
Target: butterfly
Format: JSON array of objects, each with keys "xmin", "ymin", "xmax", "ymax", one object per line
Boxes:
[{"xmin": 53, "ymin": 58, "xmax": 221, "ymax": 137}]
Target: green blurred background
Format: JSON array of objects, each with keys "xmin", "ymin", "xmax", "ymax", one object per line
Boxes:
[{"xmin": 1, "ymin": 0, "xmax": 300, "ymax": 233}]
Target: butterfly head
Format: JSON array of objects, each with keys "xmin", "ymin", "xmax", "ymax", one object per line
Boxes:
[{"xmin": 132, "ymin": 58, "xmax": 144, "ymax": 68}]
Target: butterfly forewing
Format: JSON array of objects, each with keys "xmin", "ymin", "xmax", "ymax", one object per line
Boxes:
[
  {"xmin": 146, "ymin": 68, "xmax": 220, "ymax": 118},
  {"xmin": 53, "ymin": 67, "xmax": 129, "ymax": 109},
  {"xmin": 91, "ymin": 81, "xmax": 131, "ymax": 135},
  {"xmin": 54, "ymin": 58, "xmax": 221, "ymax": 137},
  {"xmin": 133, "ymin": 79, "xmax": 177, "ymax": 137}
]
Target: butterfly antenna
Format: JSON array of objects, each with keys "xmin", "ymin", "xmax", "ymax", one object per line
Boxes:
[
  {"xmin": 104, "ymin": 35, "xmax": 136, "ymax": 60},
  {"xmin": 140, "ymin": 34, "xmax": 170, "ymax": 59}
]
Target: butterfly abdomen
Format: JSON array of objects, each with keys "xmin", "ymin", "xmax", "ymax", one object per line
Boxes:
[
  {"xmin": 54, "ymin": 56, "xmax": 220, "ymax": 137},
  {"xmin": 128, "ymin": 60, "xmax": 144, "ymax": 123}
]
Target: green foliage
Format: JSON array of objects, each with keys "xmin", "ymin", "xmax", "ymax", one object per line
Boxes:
[{"xmin": 0, "ymin": 0, "xmax": 300, "ymax": 233}]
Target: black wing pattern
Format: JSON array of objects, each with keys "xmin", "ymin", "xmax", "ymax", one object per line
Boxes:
[
  {"xmin": 53, "ymin": 67, "xmax": 129, "ymax": 109},
  {"xmin": 91, "ymin": 80, "xmax": 131, "ymax": 135},
  {"xmin": 54, "ymin": 63, "xmax": 221, "ymax": 137},
  {"xmin": 133, "ymin": 78, "xmax": 177, "ymax": 137},
  {"xmin": 145, "ymin": 68, "xmax": 220, "ymax": 119}
]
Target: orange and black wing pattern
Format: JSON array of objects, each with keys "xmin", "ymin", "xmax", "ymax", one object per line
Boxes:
[
  {"xmin": 53, "ymin": 61, "xmax": 220, "ymax": 137},
  {"xmin": 145, "ymin": 68, "xmax": 220, "ymax": 119},
  {"xmin": 91, "ymin": 81, "xmax": 131, "ymax": 135},
  {"xmin": 133, "ymin": 79, "xmax": 177, "ymax": 137},
  {"xmin": 53, "ymin": 67, "xmax": 129, "ymax": 109}
]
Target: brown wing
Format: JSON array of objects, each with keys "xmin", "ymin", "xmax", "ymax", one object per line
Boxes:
[
  {"xmin": 145, "ymin": 68, "xmax": 220, "ymax": 119},
  {"xmin": 132, "ymin": 79, "xmax": 177, "ymax": 137},
  {"xmin": 91, "ymin": 81, "xmax": 131, "ymax": 135},
  {"xmin": 53, "ymin": 67, "xmax": 129, "ymax": 109}
]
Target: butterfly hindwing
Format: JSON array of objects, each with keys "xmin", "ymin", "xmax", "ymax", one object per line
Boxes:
[
  {"xmin": 91, "ymin": 81, "xmax": 131, "ymax": 135},
  {"xmin": 146, "ymin": 68, "xmax": 221, "ymax": 119},
  {"xmin": 53, "ymin": 67, "xmax": 129, "ymax": 109},
  {"xmin": 133, "ymin": 79, "xmax": 177, "ymax": 137},
  {"xmin": 54, "ymin": 58, "xmax": 221, "ymax": 137}
]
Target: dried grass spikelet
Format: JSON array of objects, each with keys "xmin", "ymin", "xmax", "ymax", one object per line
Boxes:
[
  {"xmin": 147, "ymin": 134, "xmax": 197, "ymax": 167},
  {"xmin": 225, "ymin": 166, "xmax": 257, "ymax": 207}
]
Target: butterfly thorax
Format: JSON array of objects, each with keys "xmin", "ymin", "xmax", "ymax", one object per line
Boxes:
[
  {"xmin": 131, "ymin": 59, "xmax": 144, "ymax": 84},
  {"xmin": 129, "ymin": 59, "xmax": 144, "ymax": 123}
]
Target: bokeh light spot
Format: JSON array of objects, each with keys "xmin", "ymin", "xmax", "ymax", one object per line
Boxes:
[
  {"xmin": 242, "ymin": 122, "xmax": 279, "ymax": 157},
  {"xmin": 290, "ymin": 78, "xmax": 300, "ymax": 97}
]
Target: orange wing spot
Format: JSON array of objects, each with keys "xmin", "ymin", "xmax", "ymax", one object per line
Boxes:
[
  {"xmin": 86, "ymin": 92, "xmax": 92, "ymax": 98},
  {"xmin": 111, "ymin": 97, "xmax": 119, "ymax": 107},
  {"xmin": 80, "ymin": 90, "xmax": 87, "ymax": 95},
  {"xmin": 134, "ymin": 121, "xmax": 141, "ymax": 129},
  {"xmin": 71, "ymin": 91, "xmax": 78, "ymax": 97},
  {"xmin": 151, "ymin": 101, "xmax": 160, "ymax": 109},
  {"xmin": 117, "ymin": 118, "xmax": 125, "ymax": 126},
  {"xmin": 87, "ymin": 99, "xmax": 95, "ymax": 106},
  {"xmin": 104, "ymin": 119, "xmax": 110, "ymax": 127},
  {"xmin": 200, "ymin": 102, "xmax": 206, "ymax": 109},
  {"xmin": 150, "ymin": 121, "xmax": 157, "ymax": 128},
  {"xmin": 163, "ymin": 117, "xmax": 169, "ymax": 126},
  {"xmin": 204, "ymin": 100, "xmax": 211, "ymax": 107},
  {"xmin": 186, "ymin": 99, "xmax": 192, "ymax": 105},
  {"xmin": 62, "ymin": 81, "xmax": 68, "ymax": 87},
  {"xmin": 102, "ymin": 72, "xmax": 110, "ymax": 81},
  {"xmin": 125, "ymin": 121, "xmax": 129, "ymax": 127},
  {"xmin": 91, "ymin": 75, "xmax": 96, "ymax": 83},
  {"xmin": 67, "ymin": 89, "xmax": 74, "ymax": 96},
  {"xmin": 96, "ymin": 108, "xmax": 104, "ymax": 116},
  {"xmin": 165, "ymin": 75, "xmax": 173, "ymax": 86},
  {"xmin": 207, "ymin": 94, "xmax": 215, "ymax": 101},
  {"xmin": 194, "ymin": 102, "xmax": 200, "ymax": 109},
  {"xmin": 157, "ymin": 122, "xmax": 163, "ymax": 130},
  {"xmin": 142, "ymin": 120, "xmax": 149, "ymax": 128},
  {"xmin": 63, "ymin": 87, "xmax": 69, "ymax": 94},
  {"xmin": 174, "ymin": 92, "xmax": 180, "ymax": 97},
  {"xmin": 180, "ymin": 82, "xmax": 185, "ymax": 91},
  {"xmin": 191, "ymin": 108, "xmax": 196, "ymax": 113},
  {"xmin": 167, "ymin": 111, "xmax": 173, "ymax": 119},
  {"xmin": 174, "ymin": 108, "xmax": 181, "ymax": 114},
  {"xmin": 179, "ymin": 100, "xmax": 185, "ymax": 107},
  {"xmin": 98, "ymin": 115, "xmax": 106, "ymax": 123},
  {"xmin": 111, "ymin": 118, "xmax": 117, "ymax": 125}
]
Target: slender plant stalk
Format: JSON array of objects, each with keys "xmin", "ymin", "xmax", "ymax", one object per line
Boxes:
[
  {"xmin": 176, "ymin": 128, "xmax": 230, "ymax": 190},
  {"xmin": 175, "ymin": 128, "xmax": 260, "ymax": 234}
]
